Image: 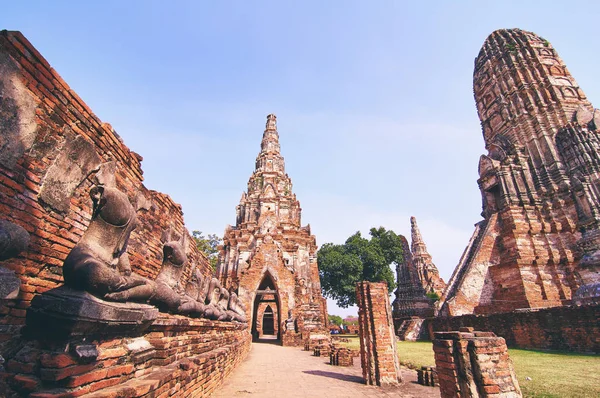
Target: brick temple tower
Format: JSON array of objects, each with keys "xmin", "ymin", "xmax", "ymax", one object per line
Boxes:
[
  {"xmin": 439, "ymin": 29, "xmax": 600, "ymax": 316},
  {"xmin": 391, "ymin": 232, "xmax": 434, "ymax": 340},
  {"xmin": 217, "ymin": 114, "xmax": 328, "ymax": 344},
  {"xmin": 410, "ymin": 216, "xmax": 446, "ymax": 296}
]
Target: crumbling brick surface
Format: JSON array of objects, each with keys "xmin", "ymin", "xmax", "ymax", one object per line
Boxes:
[
  {"xmin": 0, "ymin": 30, "xmax": 249, "ymax": 397},
  {"xmin": 356, "ymin": 281, "xmax": 402, "ymax": 386},
  {"xmin": 431, "ymin": 304, "xmax": 600, "ymax": 353},
  {"xmin": 1, "ymin": 315, "xmax": 251, "ymax": 397},
  {"xmin": 0, "ymin": 30, "xmax": 212, "ymax": 330},
  {"xmin": 439, "ymin": 29, "xmax": 600, "ymax": 317},
  {"xmin": 433, "ymin": 329, "xmax": 521, "ymax": 398}
]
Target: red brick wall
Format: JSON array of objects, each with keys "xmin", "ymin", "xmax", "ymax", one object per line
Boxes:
[
  {"xmin": 0, "ymin": 30, "xmax": 211, "ymax": 330},
  {"xmin": 430, "ymin": 304, "xmax": 600, "ymax": 353},
  {"xmin": 2, "ymin": 315, "xmax": 251, "ymax": 397},
  {"xmin": 0, "ymin": 30, "xmax": 251, "ymax": 397},
  {"xmin": 355, "ymin": 281, "xmax": 401, "ymax": 386}
]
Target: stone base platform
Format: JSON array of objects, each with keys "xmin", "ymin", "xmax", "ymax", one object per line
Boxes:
[
  {"xmin": 25, "ymin": 286, "xmax": 159, "ymax": 340},
  {"xmin": 1, "ymin": 315, "xmax": 251, "ymax": 397}
]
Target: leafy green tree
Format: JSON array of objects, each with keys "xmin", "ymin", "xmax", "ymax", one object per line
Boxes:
[
  {"xmin": 328, "ymin": 314, "xmax": 343, "ymax": 326},
  {"xmin": 192, "ymin": 231, "xmax": 221, "ymax": 270},
  {"xmin": 317, "ymin": 227, "xmax": 400, "ymax": 308}
]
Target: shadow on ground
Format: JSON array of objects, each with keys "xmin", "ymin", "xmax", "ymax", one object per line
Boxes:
[{"xmin": 302, "ymin": 370, "xmax": 364, "ymax": 384}]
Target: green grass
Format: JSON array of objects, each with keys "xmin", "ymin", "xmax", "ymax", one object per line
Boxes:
[
  {"xmin": 336, "ymin": 337, "xmax": 600, "ymax": 397},
  {"xmin": 509, "ymin": 348, "xmax": 600, "ymax": 398},
  {"xmin": 334, "ymin": 334, "xmax": 360, "ymax": 349},
  {"xmin": 396, "ymin": 341, "xmax": 436, "ymax": 369}
]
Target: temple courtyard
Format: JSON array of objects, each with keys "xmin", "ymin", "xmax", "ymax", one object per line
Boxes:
[
  {"xmin": 1, "ymin": 10, "xmax": 600, "ymax": 398},
  {"xmin": 213, "ymin": 340, "xmax": 440, "ymax": 398}
]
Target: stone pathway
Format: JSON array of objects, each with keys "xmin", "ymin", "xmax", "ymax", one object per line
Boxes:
[{"xmin": 213, "ymin": 341, "xmax": 441, "ymax": 397}]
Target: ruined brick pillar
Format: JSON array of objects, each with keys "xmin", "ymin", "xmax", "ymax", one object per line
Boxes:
[
  {"xmin": 356, "ymin": 281, "xmax": 402, "ymax": 385},
  {"xmin": 433, "ymin": 328, "xmax": 521, "ymax": 398}
]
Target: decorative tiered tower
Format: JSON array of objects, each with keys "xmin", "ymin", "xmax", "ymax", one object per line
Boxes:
[
  {"xmin": 439, "ymin": 29, "xmax": 600, "ymax": 316},
  {"xmin": 410, "ymin": 217, "xmax": 446, "ymax": 296},
  {"xmin": 391, "ymin": 230, "xmax": 434, "ymax": 340},
  {"xmin": 217, "ymin": 115, "xmax": 328, "ymax": 345}
]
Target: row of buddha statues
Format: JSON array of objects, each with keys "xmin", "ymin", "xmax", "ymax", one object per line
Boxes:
[{"xmin": 62, "ymin": 185, "xmax": 246, "ymax": 322}]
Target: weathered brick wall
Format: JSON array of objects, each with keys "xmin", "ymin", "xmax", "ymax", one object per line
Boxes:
[
  {"xmin": 430, "ymin": 304, "xmax": 600, "ymax": 353},
  {"xmin": 433, "ymin": 329, "xmax": 521, "ymax": 398},
  {"xmin": 0, "ymin": 30, "xmax": 212, "ymax": 329},
  {"xmin": 2, "ymin": 315, "xmax": 251, "ymax": 397},
  {"xmin": 0, "ymin": 30, "xmax": 251, "ymax": 397},
  {"xmin": 356, "ymin": 281, "xmax": 402, "ymax": 386}
]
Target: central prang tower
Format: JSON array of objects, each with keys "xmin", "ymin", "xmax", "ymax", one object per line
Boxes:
[
  {"xmin": 217, "ymin": 114, "xmax": 328, "ymax": 345},
  {"xmin": 439, "ymin": 29, "xmax": 600, "ymax": 316}
]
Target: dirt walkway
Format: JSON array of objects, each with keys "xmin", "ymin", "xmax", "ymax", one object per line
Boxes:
[{"xmin": 213, "ymin": 341, "xmax": 440, "ymax": 397}]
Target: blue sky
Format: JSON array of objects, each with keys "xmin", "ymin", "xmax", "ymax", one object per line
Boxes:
[{"xmin": 4, "ymin": 1, "xmax": 600, "ymax": 317}]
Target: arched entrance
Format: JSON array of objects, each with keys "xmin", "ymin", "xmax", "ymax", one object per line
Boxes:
[{"xmin": 252, "ymin": 273, "xmax": 280, "ymax": 342}]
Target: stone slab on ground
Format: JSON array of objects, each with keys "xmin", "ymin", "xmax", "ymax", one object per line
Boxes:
[{"xmin": 213, "ymin": 342, "xmax": 440, "ymax": 398}]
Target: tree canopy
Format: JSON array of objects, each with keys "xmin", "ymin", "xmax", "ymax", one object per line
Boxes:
[
  {"xmin": 317, "ymin": 227, "xmax": 403, "ymax": 308},
  {"xmin": 328, "ymin": 314, "xmax": 343, "ymax": 326},
  {"xmin": 192, "ymin": 231, "xmax": 221, "ymax": 270}
]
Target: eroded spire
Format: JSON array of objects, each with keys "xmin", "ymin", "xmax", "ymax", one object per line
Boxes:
[
  {"xmin": 410, "ymin": 216, "xmax": 430, "ymax": 259},
  {"xmin": 410, "ymin": 216, "xmax": 446, "ymax": 296}
]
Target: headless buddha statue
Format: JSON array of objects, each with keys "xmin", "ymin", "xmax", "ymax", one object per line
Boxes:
[
  {"xmin": 178, "ymin": 266, "xmax": 207, "ymax": 316},
  {"xmin": 227, "ymin": 291, "xmax": 247, "ymax": 322},
  {"xmin": 63, "ymin": 186, "xmax": 155, "ymax": 301},
  {"xmin": 203, "ymin": 278, "xmax": 228, "ymax": 321},
  {"xmin": 149, "ymin": 240, "xmax": 191, "ymax": 312}
]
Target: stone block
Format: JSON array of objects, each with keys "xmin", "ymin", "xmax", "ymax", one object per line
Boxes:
[{"xmin": 25, "ymin": 286, "xmax": 158, "ymax": 339}]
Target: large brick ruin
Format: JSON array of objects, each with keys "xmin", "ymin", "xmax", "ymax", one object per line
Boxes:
[
  {"xmin": 216, "ymin": 115, "xmax": 328, "ymax": 345},
  {"xmin": 439, "ymin": 28, "xmax": 600, "ymax": 316},
  {"xmin": 0, "ymin": 31, "xmax": 250, "ymax": 397}
]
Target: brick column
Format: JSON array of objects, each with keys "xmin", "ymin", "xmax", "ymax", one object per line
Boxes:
[
  {"xmin": 433, "ymin": 328, "xmax": 522, "ymax": 398},
  {"xmin": 356, "ymin": 281, "xmax": 402, "ymax": 385}
]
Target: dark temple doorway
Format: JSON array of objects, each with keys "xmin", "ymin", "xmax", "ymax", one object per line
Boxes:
[
  {"xmin": 262, "ymin": 306, "xmax": 275, "ymax": 335},
  {"xmin": 251, "ymin": 273, "xmax": 280, "ymax": 342}
]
